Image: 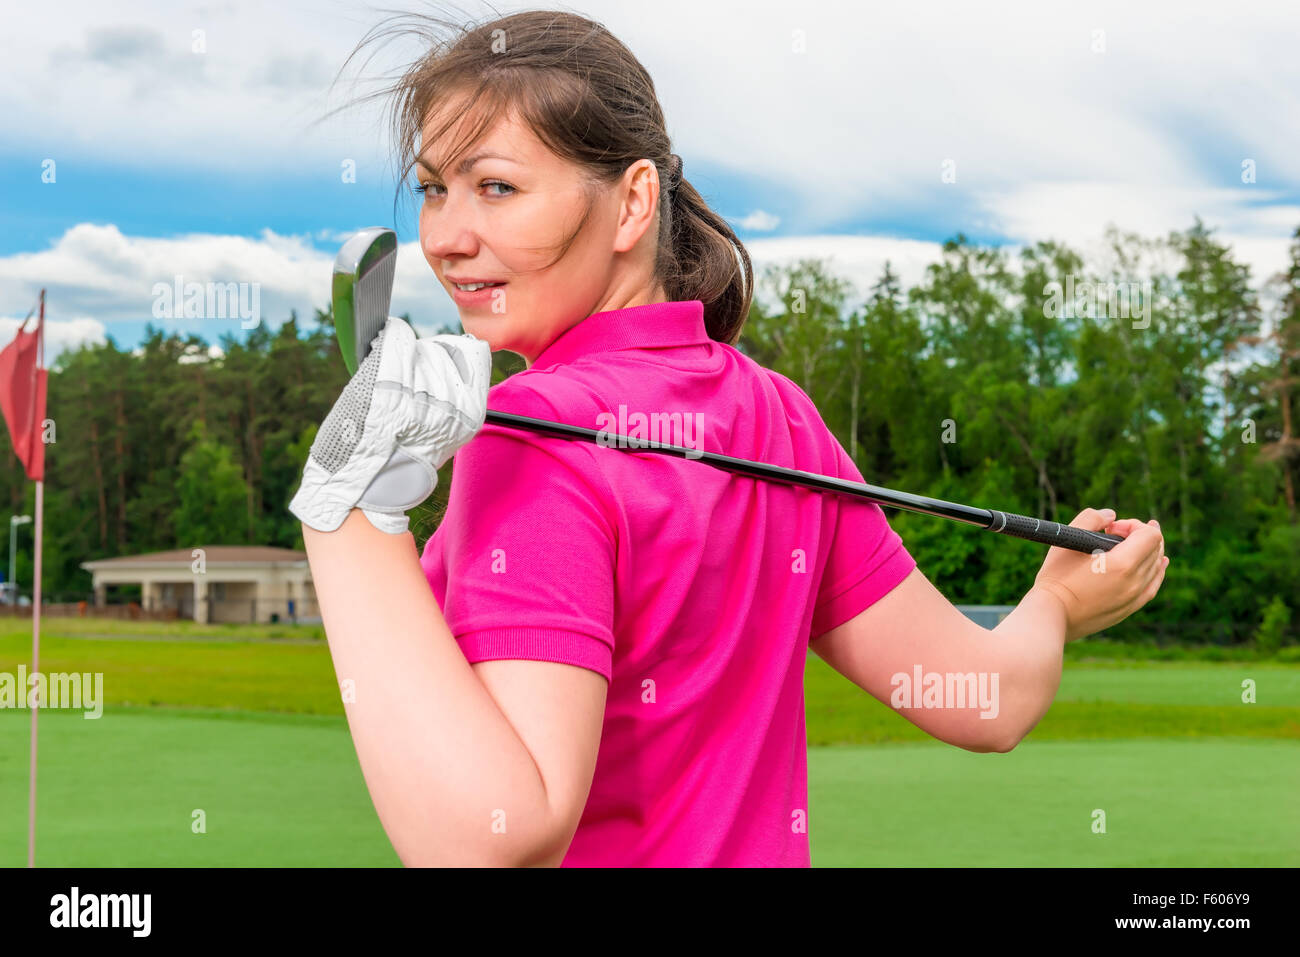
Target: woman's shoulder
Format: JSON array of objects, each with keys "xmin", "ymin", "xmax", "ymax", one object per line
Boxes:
[
  {"xmin": 750, "ymin": 362, "xmax": 818, "ymax": 409},
  {"xmin": 462, "ymin": 367, "xmax": 619, "ymax": 505},
  {"xmin": 487, "ymin": 364, "xmax": 618, "ymax": 427}
]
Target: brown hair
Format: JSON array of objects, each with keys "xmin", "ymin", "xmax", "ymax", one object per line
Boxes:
[{"xmin": 333, "ymin": 3, "xmax": 753, "ymax": 344}]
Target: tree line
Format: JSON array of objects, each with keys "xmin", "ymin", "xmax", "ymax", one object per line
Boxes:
[{"xmin": 6, "ymin": 219, "xmax": 1297, "ymax": 646}]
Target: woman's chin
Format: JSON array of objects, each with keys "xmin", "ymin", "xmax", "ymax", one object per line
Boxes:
[
  {"xmin": 457, "ymin": 314, "xmax": 493, "ymax": 335},
  {"xmin": 458, "ymin": 319, "xmax": 511, "ymax": 352},
  {"xmin": 456, "ymin": 313, "xmax": 539, "ymax": 362}
]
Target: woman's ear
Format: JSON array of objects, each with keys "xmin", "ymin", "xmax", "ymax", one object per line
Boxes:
[{"xmin": 612, "ymin": 159, "xmax": 661, "ymax": 253}]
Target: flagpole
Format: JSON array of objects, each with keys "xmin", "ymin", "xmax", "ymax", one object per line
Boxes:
[{"xmin": 27, "ymin": 288, "xmax": 44, "ymax": 869}]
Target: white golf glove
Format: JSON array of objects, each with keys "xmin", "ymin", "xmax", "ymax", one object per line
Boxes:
[{"xmin": 289, "ymin": 316, "xmax": 491, "ymax": 534}]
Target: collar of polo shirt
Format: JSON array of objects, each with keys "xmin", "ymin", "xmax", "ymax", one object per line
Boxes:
[{"xmin": 529, "ymin": 299, "xmax": 708, "ymax": 371}]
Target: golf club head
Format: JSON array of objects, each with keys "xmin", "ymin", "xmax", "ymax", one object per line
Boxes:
[{"xmin": 333, "ymin": 227, "xmax": 397, "ymax": 375}]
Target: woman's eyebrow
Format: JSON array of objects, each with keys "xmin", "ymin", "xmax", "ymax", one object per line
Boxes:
[{"xmin": 417, "ymin": 151, "xmax": 518, "ymax": 177}]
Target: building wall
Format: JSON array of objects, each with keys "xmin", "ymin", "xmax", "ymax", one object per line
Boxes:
[
  {"xmin": 87, "ymin": 563, "xmax": 315, "ymax": 624},
  {"xmin": 209, "ymin": 581, "xmax": 259, "ymax": 624}
]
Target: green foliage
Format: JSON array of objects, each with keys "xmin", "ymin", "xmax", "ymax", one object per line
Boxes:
[
  {"xmin": 1254, "ymin": 595, "xmax": 1292, "ymax": 653},
  {"xmin": 171, "ymin": 419, "xmax": 251, "ymax": 546},
  {"xmin": 733, "ymin": 222, "xmax": 1300, "ymax": 646}
]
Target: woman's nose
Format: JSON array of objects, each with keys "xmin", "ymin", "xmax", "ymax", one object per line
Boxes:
[{"xmin": 422, "ymin": 194, "xmax": 481, "ymax": 259}]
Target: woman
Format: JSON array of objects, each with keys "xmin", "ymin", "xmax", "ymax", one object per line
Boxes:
[{"xmin": 291, "ymin": 8, "xmax": 1168, "ymax": 867}]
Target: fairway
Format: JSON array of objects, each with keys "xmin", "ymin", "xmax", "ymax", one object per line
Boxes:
[{"xmin": 1, "ymin": 622, "xmax": 1297, "ymax": 866}]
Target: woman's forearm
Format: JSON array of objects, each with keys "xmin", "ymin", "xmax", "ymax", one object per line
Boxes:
[
  {"xmin": 302, "ymin": 508, "xmax": 552, "ymax": 866},
  {"xmin": 985, "ymin": 586, "xmax": 1069, "ymax": 751}
]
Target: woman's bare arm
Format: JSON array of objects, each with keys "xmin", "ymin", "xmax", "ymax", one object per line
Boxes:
[
  {"xmin": 810, "ymin": 510, "xmax": 1167, "ymax": 752},
  {"xmin": 303, "ymin": 508, "xmax": 606, "ymax": 866},
  {"xmin": 810, "ymin": 567, "xmax": 1067, "ymax": 752}
]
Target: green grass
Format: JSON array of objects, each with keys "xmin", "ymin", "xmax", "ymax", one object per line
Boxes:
[
  {"xmin": 808, "ymin": 739, "xmax": 1300, "ymax": 866},
  {"xmin": 0, "ymin": 708, "xmax": 396, "ymax": 867},
  {"xmin": 1, "ymin": 620, "xmax": 1296, "ymax": 865}
]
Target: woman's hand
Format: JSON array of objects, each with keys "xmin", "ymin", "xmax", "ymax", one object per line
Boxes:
[
  {"xmin": 289, "ymin": 316, "xmax": 491, "ymax": 534},
  {"xmin": 1030, "ymin": 507, "xmax": 1169, "ymax": 643}
]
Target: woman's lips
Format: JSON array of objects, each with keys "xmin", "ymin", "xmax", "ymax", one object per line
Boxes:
[{"xmin": 450, "ymin": 281, "xmax": 507, "ymax": 307}]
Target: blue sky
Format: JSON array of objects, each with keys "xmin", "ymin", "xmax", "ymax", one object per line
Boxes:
[{"xmin": 2, "ymin": 0, "xmax": 1298, "ymax": 361}]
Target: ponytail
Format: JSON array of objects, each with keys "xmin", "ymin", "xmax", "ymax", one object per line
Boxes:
[{"xmin": 658, "ymin": 154, "xmax": 753, "ymax": 344}]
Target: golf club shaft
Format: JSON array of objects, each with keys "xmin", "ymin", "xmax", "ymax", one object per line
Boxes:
[
  {"xmin": 484, "ymin": 410, "xmax": 1123, "ymax": 554},
  {"xmin": 329, "ymin": 228, "xmax": 1122, "ymax": 555}
]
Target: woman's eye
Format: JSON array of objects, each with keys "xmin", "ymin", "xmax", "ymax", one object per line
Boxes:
[{"xmin": 414, "ymin": 181, "xmax": 515, "ymax": 198}]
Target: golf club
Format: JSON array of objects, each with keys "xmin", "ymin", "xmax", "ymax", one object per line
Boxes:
[
  {"xmin": 332, "ymin": 228, "xmax": 1124, "ymax": 554},
  {"xmin": 333, "ymin": 226, "xmax": 397, "ymax": 372}
]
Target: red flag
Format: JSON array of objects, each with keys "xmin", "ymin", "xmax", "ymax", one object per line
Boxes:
[{"xmin": 0, "ymin": 290, "xmax": 48, "ymax": 481}]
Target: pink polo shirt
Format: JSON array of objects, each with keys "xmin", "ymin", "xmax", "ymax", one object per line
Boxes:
[{"xmin": 419, "ymin": 299, "xmax": 916, "ymax": 866}]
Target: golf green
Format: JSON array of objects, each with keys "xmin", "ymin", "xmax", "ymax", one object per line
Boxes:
[
  {"xmin": 0, "ymin": 708, "xmax": 397, "ymax": 867},
  {"xmin": 809, "ymin": 738, "xmax": 1299, "ymax": 866},
  {"xmin": 1, "ymin": 625, "xmax": 1296, "ymax": 865},
  {"xmin": 0, "ymin": 709, "xmax": 1295, "ymax": 866}
]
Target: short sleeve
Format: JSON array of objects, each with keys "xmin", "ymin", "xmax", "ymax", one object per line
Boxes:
[
  {"xmin": 809, "ymin": 438, "xmax": 917, "ymax": 639},
  {"xmin": 436, "ymin": 383, "xmax": 618, "ymax": 682}
]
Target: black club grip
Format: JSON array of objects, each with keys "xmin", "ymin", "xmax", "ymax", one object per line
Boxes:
[{"xmin": 986, "ymin": 510, "xmax": 1124, "ymax": 553}]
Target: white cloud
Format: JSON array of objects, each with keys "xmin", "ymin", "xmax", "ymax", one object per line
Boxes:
[
  {"xmin": 173, "ymin": 343, "xmax": 225, "ymax": 364},
  {"xmin": 736, "ymin": 210, "xmax": 781, "ymax": 232},
  {"xmin": 978, "ymin": 182, "xmax": 1298, "ymax": 285},
  {"xmin": 1, "ymin": 2, "xmax": 397, "ymax": 173},
  {"xmin": 746, "ymin": 234, "xmax": 947, "ymax": 306},
  {"xmin": 0, "ymin": 315, "xmax": 107, "ymax": 364},
  {"xmin": 0, "ymin": 224, "xmax": 464, "ymax": 351},
  {"xmin": 3, "ymin": 0, "xmax": 1296, "ymax": 211},
  {"xmin": 744, "ymin": 226, "xmax": 1296, "ymax": 319},
  {"xmin": 0, "ymin": 223, "xmax": 328, "ymax": 324}
]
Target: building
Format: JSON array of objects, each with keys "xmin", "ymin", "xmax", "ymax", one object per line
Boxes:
[{"xmin": 80, "ymin": 546, "xmax": 317, "ymax": 624}]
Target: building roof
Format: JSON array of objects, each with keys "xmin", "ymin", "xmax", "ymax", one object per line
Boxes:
[{"xmin": 81, "ymin": 546, "xmax": 307, "ymax": 569}]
